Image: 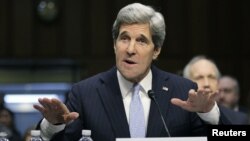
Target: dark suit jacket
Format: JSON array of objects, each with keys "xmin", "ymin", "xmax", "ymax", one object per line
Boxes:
[
  {"xmin": 50, "ymin": 66, "xmax": 231, "ymax": 141},
  {"xmin": 219, "ymin": 106, "xmax": 249, "ymax": 124}
]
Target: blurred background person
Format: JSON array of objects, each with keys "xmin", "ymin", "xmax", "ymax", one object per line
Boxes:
[
  {"xmin": 0, "ymin": 107, "xmax": 22, "ymax": 141},
  {"xmin": 183, "ymin": 55, "xmax": 249, "ymax": 124},
  {"xmin": 218, "ymin": 75, "xmax": 248, "ymax": 114}
]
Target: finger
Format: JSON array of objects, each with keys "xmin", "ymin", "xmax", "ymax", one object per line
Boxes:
[
  {"xmin": 51, "ymin": 98, "xmax": 70, "ymax": 113},
  {"xmin": 210, "ymin": 90, "xmax": 219, "ymax": 100},
  {"xmin": 38, "ymin": 97, "xmax": 51, "ymax": 104},
  {"xmin": 33, "ymin": 104, "xmax": 52, "ymax": 118},
  {"xmin": 171, "ymin": 98, "xmax": 186, "ymax": 108},
  {"xmin": 43, "ymin": 98, "xmax": 63, "ymax": 111},
  {"xmin": 38, "ymin": 98, "xmax": 53, "ymax": 110},
  {"xmin": 64, "ymin": 112, "xmax": 79, "ymax": 123},
  {"xmin": 188, "ymin": 90, "xmax": 197, "ymax": 101},
  {"xmin": 33, "ymin": 104, "xmax": 45, "ymax": 113},
  {"xmin": 197, "ymin": 89, "xmax": 211, "ymax": 98},
  {"xmin": 204, "ymin": 88, "xmax": 212, "ymax": 93},
  {"xmin": 49, "ymin": 98, "xmax": 63, "ymax": 111},
  {"xmin": 36, "ymin": 98, "xmax": 53, "ymax": 112},
  {"xmin": 198, "ymin": 88, "xmax": 212, "ymax": 95},
  {"xmin": 51, "ymin": 98, "xmax": 65, "ymax": 108},
  {"xmin": 189, "ymin": 89, "xmax": 196, "ymax": 94},
  {"xmin": 171, "ymin": 98, "xmax": 197, "ymax": 111},
  {"xmin": 196, "ymin": 89, "xmax": 204, "ymax": 97}
]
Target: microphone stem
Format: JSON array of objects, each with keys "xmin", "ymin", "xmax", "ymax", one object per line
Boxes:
[{"xmin": 152, "ymin": 97, "xmax": 171, "ymax": 137}]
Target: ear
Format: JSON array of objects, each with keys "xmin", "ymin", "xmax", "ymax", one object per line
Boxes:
[{"xmin": 153, "ymin": 47, "xmax": 161, "ymax": 60}]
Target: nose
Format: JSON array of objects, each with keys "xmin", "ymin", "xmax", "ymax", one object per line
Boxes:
[
  {"xmin": 203, "ymin": 78, "xmax": 210, "ymax": 89},
  {"xmin": 127, "ymin": 41, "xmax": 136, "ymax": 55}
]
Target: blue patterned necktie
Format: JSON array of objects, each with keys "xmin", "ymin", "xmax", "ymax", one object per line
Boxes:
[{"xmin": 129, "ymin": 84, "xmax": 145, "ymax": 138}]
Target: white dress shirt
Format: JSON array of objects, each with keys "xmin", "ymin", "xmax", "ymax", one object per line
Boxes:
[{"xmin": 117, "ymin": 69, "xmax": 152, "ymax": 132}]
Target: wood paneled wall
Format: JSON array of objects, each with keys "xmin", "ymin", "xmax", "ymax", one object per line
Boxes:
[{"xmin": 0, "ymin": 0, "xmax": 250, "ymax": 106}]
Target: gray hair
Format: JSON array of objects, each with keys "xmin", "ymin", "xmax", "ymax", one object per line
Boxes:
[
  {"xmin": 112, "ymin": 3, "xmax": 166, "ymax": 48},
  {"xmin": 183, "ymin": 55, "xmax": 221, "ymax": 79}
]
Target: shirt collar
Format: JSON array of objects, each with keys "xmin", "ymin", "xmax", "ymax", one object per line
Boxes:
[{"xmin": 117, "ymin": 70, "xmax": 152, "ymax": 99}]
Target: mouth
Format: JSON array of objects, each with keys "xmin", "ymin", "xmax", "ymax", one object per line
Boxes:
[{"xmin": 123, "ymin": 59, "xmax": 137, "ymax": 65}]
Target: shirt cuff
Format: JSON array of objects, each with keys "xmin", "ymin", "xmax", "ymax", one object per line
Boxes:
[
  {"xmin": 40, "ymin": 118, "xmax": 66, "ymax": 141},
  {"xmin": 197, "ymin": 102, "xmax": 220, "ymax": 125}
]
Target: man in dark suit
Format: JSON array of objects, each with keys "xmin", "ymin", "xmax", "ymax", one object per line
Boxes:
[
  {"xmin": 218, "ymin": 75, "xmax": 248, "ymax": 114},
  {"xmin": 33, "ymin": 3, "xmax": 232, "ymax": 141}
]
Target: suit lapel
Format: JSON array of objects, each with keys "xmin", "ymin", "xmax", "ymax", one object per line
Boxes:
[
  {"xmin": 97, "ymin": 67, "xmax": 130, "ymax": 137},
  {"xmin": 147, "ymin": 66, "xmax": 173, "ymax": 137}
]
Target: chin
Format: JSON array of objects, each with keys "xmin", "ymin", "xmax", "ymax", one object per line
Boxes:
[{"xmin": 122, "ymin": 72, "xmax": 139, "ymax": 82}]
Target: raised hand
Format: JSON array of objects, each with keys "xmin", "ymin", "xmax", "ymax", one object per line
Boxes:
[
  {"xmin": 33, "ymin": 98, "xmax": 79, "ymax": 124},
  {"xmin": 171, "ymin": 88, "xmax": 218, "ymax": 113}
]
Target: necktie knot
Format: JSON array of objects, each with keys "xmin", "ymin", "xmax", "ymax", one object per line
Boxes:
[{"xmin": 133, "ymin": 84, "xmax": 140, "ymax": 95}]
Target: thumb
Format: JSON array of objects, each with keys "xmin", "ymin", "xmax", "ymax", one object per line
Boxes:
[
  {"xmin": 171, "ymin": 98, "xmax": 186, "ymax": 108},
  {"xmin": 64, "ymin": 112, "xmax": 79, "ymax": 123}
]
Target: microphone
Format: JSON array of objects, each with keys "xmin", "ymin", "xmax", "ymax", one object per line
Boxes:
[{"xmin": 148, "ymin": 90, "xmax": 171, "ymax": 137}]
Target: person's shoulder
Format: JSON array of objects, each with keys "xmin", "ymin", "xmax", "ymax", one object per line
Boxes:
[
  {"xmin": 238, "ymin": 106, "xmax": 249, "ymax": 114},
  {"xmin": 219, "ymin": 105, "xmax": 249, "ymax": 124},
  {"xmin": 73, "ymin": 67, "xmax": 116, "ymax": 86},
  {"xmin": 153, "ymin": 66, "xmax": 195, "ymax": 84}
]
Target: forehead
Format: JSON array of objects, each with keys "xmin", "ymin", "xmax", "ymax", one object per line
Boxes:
[
  {"xmin": 191, "ymin": 60, "xmax": 217, "ymax": 77},
  {"xmin": 119, "ymin": 23, "xmax": 151, "ymax": 35},
  {"xmin": 219, "ymin": 77, "xmax": 235, "ymax": 87}
]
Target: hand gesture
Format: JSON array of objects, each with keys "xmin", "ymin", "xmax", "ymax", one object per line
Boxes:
[
  {"xmin": 33, "ymin": 98, "xmax": 79, "ymax": 124},
  {"xmin": 171, "ymin": 88, "xmax": 218, "ymax": 113}
]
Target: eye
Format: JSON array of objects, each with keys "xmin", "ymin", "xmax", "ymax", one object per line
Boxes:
[
  {"xmin": 119, "ymin": 35, "xmax": 130, "ymax": 41},
  {"xmin": 208, "ymin": 75, "xmax": 217, "ymax": 80},
  {"xmin": 194, "ymin": 76, "xmax": 203, "ymax": 81},
  {"xmin": 138, "ymin": 38, "xmax": 146, "ymax": 43},
  {"xmin": 136, "ymin": 37, "xmax": 148, "ymax": 46}
]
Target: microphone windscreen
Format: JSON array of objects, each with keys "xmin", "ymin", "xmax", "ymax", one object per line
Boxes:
[{"xmin": 147, "ymin": 90, "xmax": 155, "ymax": 99}]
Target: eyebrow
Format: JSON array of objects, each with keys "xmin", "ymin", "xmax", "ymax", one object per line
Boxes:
[
  {"xmin": 119, "ymin": 31, "xmax": 128, "ymax": 37},
  {"xmin": 119, "ymin": 31, "xmax": 149, "ymax": 40},
  {"xmin": 138, "ymin": 34, "xmax": 149, "ymax": 41}
]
